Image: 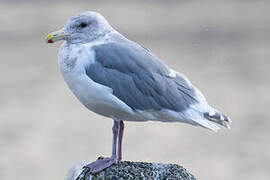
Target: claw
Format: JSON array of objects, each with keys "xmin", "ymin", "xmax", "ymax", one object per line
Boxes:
[{"xmin": 97, "ymin": 156, "xmax": 105, "ymax": 160}]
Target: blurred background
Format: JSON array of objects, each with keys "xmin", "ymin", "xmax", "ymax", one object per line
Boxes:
[{"xmin": 0, "ymin": 0, "xmax": 269, "ymax": 179}]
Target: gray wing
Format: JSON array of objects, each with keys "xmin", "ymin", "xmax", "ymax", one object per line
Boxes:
[{"xmin": 86, "ymin": 40, "xmax": 199, "ymax": 112}]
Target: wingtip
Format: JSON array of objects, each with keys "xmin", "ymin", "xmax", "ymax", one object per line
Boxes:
[
  {"xmin": 223, "ymin": 122, "xmax": 231, "ymax": 129},
  {"xmin": 204, "ymin": 111, "xmax": 231, "ymax": 129},
  {"xmin": 225, "ymin": 116, "xmax": 232, "ymax": 123}
]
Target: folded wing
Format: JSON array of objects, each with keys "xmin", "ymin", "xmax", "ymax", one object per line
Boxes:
[{"xmin": 86, "ymin": 40, "xmax": 200, "ymax": 113}]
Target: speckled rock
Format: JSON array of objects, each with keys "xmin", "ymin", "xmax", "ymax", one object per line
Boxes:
[{"xmin": 66, "ymin": 161, "xmax": 196, "ymax": 180}]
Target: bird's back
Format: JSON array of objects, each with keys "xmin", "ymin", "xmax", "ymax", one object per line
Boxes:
[{"xmin": 87, "ymin": 36, "xmax": 199, "ymax": 112}]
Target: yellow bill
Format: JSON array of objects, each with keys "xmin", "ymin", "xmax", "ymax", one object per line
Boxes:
[{"xmin": 45, "ymin": 30, "xmax": 66, "ymax": 43}]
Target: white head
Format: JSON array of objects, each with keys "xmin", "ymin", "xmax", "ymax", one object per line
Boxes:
[{"xmin": 45, "ymin": 11, "xmax": 114, "ymax": 44}]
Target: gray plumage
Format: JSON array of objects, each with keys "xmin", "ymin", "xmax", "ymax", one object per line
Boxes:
[{"xmin": 86, "ymin": 39, "xmax": 198, "ymax": 112}]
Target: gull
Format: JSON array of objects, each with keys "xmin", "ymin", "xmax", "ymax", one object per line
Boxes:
[{"xmin": 45, "ymin": 11, "xmax": 231, "ymax": 173}]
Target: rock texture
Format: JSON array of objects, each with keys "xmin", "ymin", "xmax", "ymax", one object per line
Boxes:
[{"xmin": 66, "ymin": 161, "xmax": 196, "ymax": 180}]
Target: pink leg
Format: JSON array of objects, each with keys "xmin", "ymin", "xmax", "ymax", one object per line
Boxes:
[
  {"xmin": 111, "ymin": 119, "xmax": 119, "ymax": 160},
  {"xmin": 86, "ymin": 120, "xmax": 120, "ymax": 174},
  {"xmin": 117, "ymin": 121, "xmax": 125, "ymax": 161}
]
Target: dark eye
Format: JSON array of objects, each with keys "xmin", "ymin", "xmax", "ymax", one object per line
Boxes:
[{"xmin": 80, "ymin": 22, "xmax": 87, "ymax": 28}]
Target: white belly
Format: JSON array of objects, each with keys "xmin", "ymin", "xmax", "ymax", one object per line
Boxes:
[
  {"xmin": 62, "ymin": 70, "xmax": 143, "ymax": 120},
  {"xmin": 57, "ymin": 42, "xmax": 139, "ymax": 120}
]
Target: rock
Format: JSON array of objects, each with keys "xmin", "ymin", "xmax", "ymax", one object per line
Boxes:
[{"xmin": 66, "ymin": 161, "xmax": 196, "ymax": 180}]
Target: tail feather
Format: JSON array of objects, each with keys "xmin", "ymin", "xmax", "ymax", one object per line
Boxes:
[
  {"xmin": 203, "ymin": 111, "xmax": 231, "ymax": 129},
  {"xmin": 193, "ymin": 118, "xmax": 220, "ymax": 132}
]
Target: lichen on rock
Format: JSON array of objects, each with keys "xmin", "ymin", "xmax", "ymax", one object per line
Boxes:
[{"xmin": 66, "ymin": 161, "xmax": 196, "ymax": 180}]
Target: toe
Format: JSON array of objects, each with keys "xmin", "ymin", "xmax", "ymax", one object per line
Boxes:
[{"xmin": 86, "ymin": 158, "xmax": 115, "ymax": 174}]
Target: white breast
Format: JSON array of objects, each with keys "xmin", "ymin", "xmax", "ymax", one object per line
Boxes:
[{"xmin": 58, "ymin": 42, "xmax": 135, "ymax": 120}]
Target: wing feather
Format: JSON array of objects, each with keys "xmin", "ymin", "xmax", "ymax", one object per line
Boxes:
[{"xmin": 85, "ymin": 41, "xmax": 199, "ymax": 112}]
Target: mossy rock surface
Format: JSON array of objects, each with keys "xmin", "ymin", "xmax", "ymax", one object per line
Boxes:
[{"xmin": 74, "ymin": 161, "xmax": 196, "ymax": 180}]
